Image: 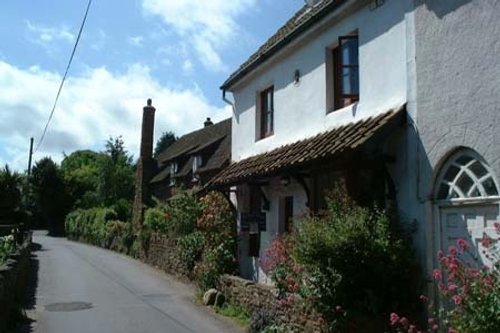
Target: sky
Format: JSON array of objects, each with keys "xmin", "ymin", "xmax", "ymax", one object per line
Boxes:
[{"xmin": 0, "ymin": 0, "xmax": 305, "ymax": 171}]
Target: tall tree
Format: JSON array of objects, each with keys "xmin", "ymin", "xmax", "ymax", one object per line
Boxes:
[
  {"xmin": 61, "ymin": 150, "xmax": 103, "ymax": 209},
  {"xmin": 31, "ymin": 157, "xmax": 68, "ymax": 235},
  {"xmin": 154, "ymin": 131, "xmax": 177, "ymax": 158},
  {"xmin": 0, "ymin": 165, "xmax": 25, "ymax": 226}
]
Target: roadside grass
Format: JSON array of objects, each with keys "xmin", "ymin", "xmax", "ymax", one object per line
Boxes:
[{"xmin": 214, "ymin": 303, "xmax": 251, "ymax": 327}]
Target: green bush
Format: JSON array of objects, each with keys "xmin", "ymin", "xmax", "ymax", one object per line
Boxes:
[
  {"xmin": 0, "ymin": 234, "xmax": 16, "ymax": 265},
  {"xmin": 168, "ymin": 191, "xmax": 202, "ymax": 236},
  {"xmin": 260, "ymin": 185, "xmax": 420, "ymax": 331},
  {"xmin": 143, "ymin": 206, "xmax": 169, "ymax": 233},
  {"xmin": 178, "ymin": 231, "xmax": 205, "ymax": 271}
]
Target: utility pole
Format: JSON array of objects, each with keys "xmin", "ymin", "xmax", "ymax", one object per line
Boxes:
[{"xmin": 27, "ymin": 137, "xmax": 34, "ymax": 176}]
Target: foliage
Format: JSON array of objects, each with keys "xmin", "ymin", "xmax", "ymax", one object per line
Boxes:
[
  {"xmin": 260, "ymin": 185, "xmax": 420, "ymax": 332},
  {"xmin": 0, "ymin": 234, "xmax": 16, "ymax": 265},
  {"xmin": 98, "ymin": 136, "xmax": 135, "ymax": 207},
  {"xmin": 193, "ymin": 192, "xmax": 236, "ymax": 290},
  {"xmin": 0, "ymin": 165, "xmax": 25, "ymax": 226},
  {"xmin": 178, "ymin": 231, "xmax": 205, "ymax": 271},
  {"xmin": 65, "ymin": 207, "xmax": 132, "ymax": 253},
  {"xmin": 168, "ymin": 191, "xmax": 202, "ymax": 236},
  {"xmin": 61, "ymin": 150, "xmax": 103, "ymax": 209},
  {"xmin": 31, "ymin": 157, "xmax": 69, "ymax": 235},
  {"xmin": 391, "ymin": 224, "xmax": 500, "ymax": 333},
  {"xmin": 215, "ymin": 304, "xmax": 250, "ymax": 327},
  {"xmin": 153, "ymin": 131, "xmax": 177, "ymax": 158}
]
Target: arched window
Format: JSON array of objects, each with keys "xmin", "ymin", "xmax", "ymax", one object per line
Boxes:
[{"xmin": 435, "ymin": 149, "xmax": 499, "ymax": 200}]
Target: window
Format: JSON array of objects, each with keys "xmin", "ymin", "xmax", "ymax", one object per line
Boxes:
[
  {"xmin": 192, "ymin": 155, "xmax": 202, "ymax": 174},
  {"xmin": 169, "ymin": 162, "xmax": 178, "ymax": 186},
  {"xmin": 259, "ymin": 86, "xmax": 274, "ymax": 139},
  {"xmin": 332, "ymin": 34, "xmax": 359, "ymax": 110},
  {"xmin": 436, "ymin": 150, "xmax": 499, "ymax": 200}
]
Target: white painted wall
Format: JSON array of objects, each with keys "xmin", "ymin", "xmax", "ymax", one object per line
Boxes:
[{"xmin": 230, "ymin": 0, "xmax": 411, "ymax": 162}]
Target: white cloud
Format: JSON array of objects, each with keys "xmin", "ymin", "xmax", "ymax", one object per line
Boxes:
[
  {"xmin": 182, "ymin": 59, "xmax": 194, "ymax": 75},
  {"xmin": 0, "ymin": 61, "xmax": 231, "ymax": 171},
  {"xmin": 128, "ymin": 35, "xmax": 144, "ymax": 47},
  {"xmin": 26, "ymin": 20, "xmax": 75, "ymax": 46},
  {"xmin": 142, "ymin": 0, "xmax": 256, "ymax": 72}
]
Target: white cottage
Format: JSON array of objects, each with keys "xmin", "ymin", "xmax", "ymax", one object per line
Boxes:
[{"xmin": 208, "ymin": 0, "xmax": 500, "ymax": 283}]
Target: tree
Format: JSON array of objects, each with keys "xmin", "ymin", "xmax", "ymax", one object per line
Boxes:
[
  {"xmin": 154, "ymin": 131, "xmax": 177, "ymax": 158},
  {"xmin": 98, "ymin": 137, "xmax": 135, "ymax": 220},
  {"xmin": 0, "ymin": 165, "xmax": 25, "ymax": 226},
  {"xmin": 31, "ymin": 157, "xmax": 69, "ymax": 235},
  {"xmin": 61, "ymin": 150, "xmax": 103, "ymax": 209}
]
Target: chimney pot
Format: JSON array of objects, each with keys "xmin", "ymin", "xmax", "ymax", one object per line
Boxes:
[
  {"xmin": 204, "ymin": 117, "xmax": 213, "ymax": 127},
  {"xmin": 147, "ymin": 98, "xmax": 152, "ymax": 106}
]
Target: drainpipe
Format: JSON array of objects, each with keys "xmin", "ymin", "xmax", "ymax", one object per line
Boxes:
[{"xmin": 222, "ymin": 89, "xmax": 235, "ymax": 113}]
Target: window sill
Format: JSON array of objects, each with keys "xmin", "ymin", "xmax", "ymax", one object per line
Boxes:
[
  {"xmin": 327, "ymin": 101, "xmax": 358, "ymax": 115},
  {"xmin": 256, "ymin": 132, "xmax": 274, "ymax": 142}
]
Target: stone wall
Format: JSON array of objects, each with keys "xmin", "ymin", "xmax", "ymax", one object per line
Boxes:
[
  {"xmin": 0, "ymin": 236, "xmax": 31, "ymax": 331},
  {"xmin": 140, "ymin": 233, "xmax": 190, "ymax": 279},
  {"xmin": 219, "ymin": 275, "xmax": 324, "ymax": 332}
]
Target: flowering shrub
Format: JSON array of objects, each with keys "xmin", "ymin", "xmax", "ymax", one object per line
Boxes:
[
  {"xmin": 193, "ymin": 192, "xmax": 236, "ymax": 291},
  {"xmin": 0, "ymin": 234, "xmax": 16, "ymax": 265},
  {"xmin": 260, "ymin": 186, "xmax": 420, "ymax": 332},
  {"xmin": 390, "ymin": 231, "xmax": 500, "ymax": 333},
  {"xmin": 178, "ymin": 231, "xmax": 205, "ymax": 271}
]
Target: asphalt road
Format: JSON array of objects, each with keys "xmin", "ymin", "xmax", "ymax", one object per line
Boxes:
[{"xmin": 26, "ymin": 232, "xmax": 243, "ymax": 333}]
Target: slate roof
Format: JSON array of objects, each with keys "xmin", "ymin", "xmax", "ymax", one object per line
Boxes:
[
  {"xmin": 207, "ymin": 106, "xmax": 405, "ymax": 188},
  {"xmin": 221, "ymin": 0, "xmax": 347, "ymax": 90},
  {"xmin": 157, "ymin": 118, "xmax": 231, "ymax": 166},
  {"xmin": 152, "ymin": 118, "xmax": 231, "ymax": 184}
]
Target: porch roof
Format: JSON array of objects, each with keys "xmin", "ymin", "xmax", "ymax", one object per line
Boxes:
[{"xmin": 206, "ymin": 105, "xmax": 405, "ymax": 188}]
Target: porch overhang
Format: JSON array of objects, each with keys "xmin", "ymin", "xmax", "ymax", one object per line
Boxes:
[{"xmin": 206, "ymin": 104, "xmax": 406, "ymax": 189}]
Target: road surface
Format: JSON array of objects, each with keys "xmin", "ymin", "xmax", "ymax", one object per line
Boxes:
[{"xmin": 25, "ymin": 232, "xmax": 243, "ymax": 333}]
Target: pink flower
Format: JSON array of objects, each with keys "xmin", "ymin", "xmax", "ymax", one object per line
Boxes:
[
  {"xmin": 419, "ymin": 294, "xmax": 429, "ymax": 302},
  {"xmin": 399, "ymin": 317, "xmax": 409, "ymax": 326},
  {"xmin": 390, "ymin": 312, "xmax": 400, "ymax": 326},
  {"xmin": 408, "ymin": 325, "xmax": 417, "ymax": 333},
  {"xmin": 448, "ymin": 328, "xmax": 457, "ymax": 333},
  {"xmin": 432, "ymin": 269, "xmax": 442, "ymax": 280},
  {"xmin": 448, "ymin": 245, "xmax": 458, "ymax": 256},
  {"xmin": 447, "ymin": 283, "xmax": 458, "ymax": 292},
  {"xmin": 431, "ymin": 324, "xmax": 439, "ymax": 331},
  {"xmin": 457, "ymin": 238, "xmax": 469, "ymax": 251},
  {"xmin": 452, "ymin": 295, "xmax": 462, "ymax": 305}
]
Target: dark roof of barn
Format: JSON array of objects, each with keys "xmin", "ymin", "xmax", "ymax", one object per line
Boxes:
[
  {"xmin": 206, "ymin": 105, "xmax": 405, "ymax": 188},
  {"xmin": 221, "ymin": 0, "xmax": 348, "ymax": 90}
]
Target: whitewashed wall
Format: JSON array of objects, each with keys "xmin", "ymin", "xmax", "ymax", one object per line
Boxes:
[{"xmin": 230, "ymin": 0, "xmax": 411, "ymax": 162}]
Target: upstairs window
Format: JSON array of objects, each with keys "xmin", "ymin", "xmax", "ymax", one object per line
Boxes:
[
  {"xmin": 259, "ymin": 86, "xmax": 274, "ymax": 139},
  {"xmin": 192, "ymin": 155, "xmax": 202, "ymax": 181},
  {"xmin": 169, "ymin": 162, "xmax": 178, "ymax": 186},
  {"xmin": 332, "ymin": 34, "xmax": 359, "ymax": 110}
]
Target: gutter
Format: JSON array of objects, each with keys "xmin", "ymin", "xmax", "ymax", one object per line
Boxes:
[{"xmin": 222, "ymin": 89, "xmax": 235, "ymax": 113}]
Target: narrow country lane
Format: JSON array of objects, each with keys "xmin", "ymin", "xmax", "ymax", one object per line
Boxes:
[{"xmin": 25, "ymin": 231, "xmax": 243, "ymax": 333}]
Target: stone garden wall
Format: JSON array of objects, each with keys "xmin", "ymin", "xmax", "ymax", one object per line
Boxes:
[
  {"xmin": 0, "ymin": 235, "xmax": 31, "ymax": 331},
  {"xmin": 140, "ymin": 233, "xmax": 190, "ymax": 279}
]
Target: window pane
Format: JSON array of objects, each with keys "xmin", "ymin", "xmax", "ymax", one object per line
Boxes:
[
  {"xmin": 456, "ymin": 155, "xmax": 473, "ymax": 166},
  {"xmin": 341, "ymin": 67, "xmax": 359, "ymax": 95},
  {"xmin": 483, "ymin": 177, "xmax": 499, "ymax": 196},
  {"xmin": 457, "ymin": 173, "xmax": 474, "ymax": 194},
  {"xmin": 437, "ymin": 184, "xmax": 450, "ymax": 199},
  {"xmin": 443, "ymin": 165, "xmax": 460, "ymax": 182},
  {"xmin": 469, "ymin": 161, "xmax": 488, "ymax": 179},
  {"xmin": 266, "ymin": 112, "xmax": 273, "ymax": 133},
  {"xmin": 341, "ymin": 38, "xmax": 358, "ymax": 65}
]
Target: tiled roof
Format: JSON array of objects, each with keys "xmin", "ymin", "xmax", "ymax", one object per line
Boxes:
[
  {"xmin": 221, "ymin": 0, "xmax": 347, "ymax": 90},
  {"xmin": 150, "ymin": 167, "xmax": 170, "ymax": 184},
  {"xmin": 152, "ymin": 118, "xmax": 231, "ymax": 183},
  {"xmin": 157, "ymin": 118, "xmax": 231, "ymax": 165},
  {"xmin": 207, "ymin": 106, "xmax": 405, "ymax": 188}
]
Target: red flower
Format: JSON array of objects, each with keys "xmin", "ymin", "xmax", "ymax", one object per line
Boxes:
[
  {"xmin": 457, "ymin": 238, "xmax": 469, "ymax": 251},
  {"xmin": 452, "ymin": 295, "xmax": 462, "ymax": 305},
  {"xmin": 432, "ymin": 269, "xmax": 442, "ymax": 280},
  {"xmin": 390, "ymin": 312, "xmax": 400, "ymax": 326}
]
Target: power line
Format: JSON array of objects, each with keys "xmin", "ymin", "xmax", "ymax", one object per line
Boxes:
[{"xmin": 35, "ymin": 0, "xmax": 93, "ymax": 152}]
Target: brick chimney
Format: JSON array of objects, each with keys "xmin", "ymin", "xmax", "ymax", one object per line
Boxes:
[
  {"xmin": 204, "ymin": 117, "xmax": 213, "ymax": 127},
  {"xmin": 132, "ymin": 99, "xmax": 156, "ymax": 232}
]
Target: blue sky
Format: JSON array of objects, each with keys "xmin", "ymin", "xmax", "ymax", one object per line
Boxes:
[{"xmin": 0, "ymin": 0, "xmax": 304, "ymax": 170}]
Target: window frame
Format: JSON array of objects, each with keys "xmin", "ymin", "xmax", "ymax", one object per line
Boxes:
[
  {"xmin": 328, "ymin": 34, "xmax": 359, "ymax": 112},
  {"xmin": 258, "ymin": 85, "xmax": 274, "ymax": 139}
]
